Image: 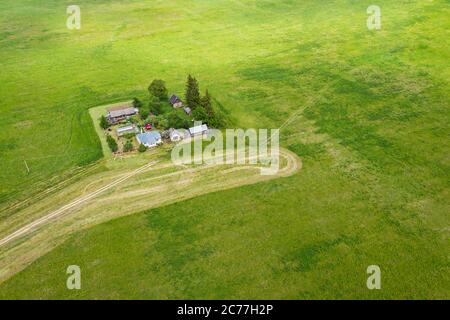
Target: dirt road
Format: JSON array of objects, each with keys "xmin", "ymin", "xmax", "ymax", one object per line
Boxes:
[
  {"xmin": 0, "ymin": 148, "xmax": 300, "ymax": 248},
  {"xmin": 0, "ymin": 161, "xmax": 158, "ymax": 247}
]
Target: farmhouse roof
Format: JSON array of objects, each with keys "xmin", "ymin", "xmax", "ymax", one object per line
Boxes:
[
  {"xmin": 137, "ymin": 131, "xmax": 161, "ymax": 146},
  {"xmin": 107, "ymin": 104, "xmax": 137, "ymax": 118},
  {"xmin": 170, "ymin": 95, "xmax": 182, "ymax": 105},
  {"xmin": 117, "ymin": 124, "xmax": 137, "ymax": 134}
]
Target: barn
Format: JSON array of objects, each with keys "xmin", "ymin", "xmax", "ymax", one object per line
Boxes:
[{"xmin": 107, "ymin": 104, "xmax": 139, "ymax": 124}]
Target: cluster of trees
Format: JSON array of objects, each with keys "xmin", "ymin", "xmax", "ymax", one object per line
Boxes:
[
  {"xmin": 146, "ymin": 80, "xmax": 169, "ymax": 116},
  {"xmin": 106, "ymin": 134, "xmax": 134, "ymax": 154},
  {"xmin": 185, "ymin": 75, "xmax": 224, "ymax": 128},
  {"xmin": 123, "ymin": 139, "xmax": 133, "ymax": 152},
  {"xmin": 106, "ymin": 134, "xmax": 118, "ymax": 153},
  {"xmin": 131, "ymin": 79, "xmax": 191, "ymax": 130},
  {"xmin": 132, "ymin": 76, "xmax": 225, "ymax": 131}
]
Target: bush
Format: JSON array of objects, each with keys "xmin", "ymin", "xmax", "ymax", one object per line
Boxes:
[
  {"xmin": 148, "ymin": 96, "xmax": 163, "ymax": 115},
  {"xmin": 140, "ymin": 109, "xmax": 150, "ymax": 120},
  {"xmin": 192, "ymin": 106, "xmax": 209, "ymax": 123},
  {"xmin": 127, "ymin": 116, "xmax": 139, "ymax": 124},
  {"xmin": 99, "ymin": 115, "xmax": 110, "ymax": 129},
  {"xmin": 209, "ymin": 111, "xmax": 226, "ymax": 128},
  {"xmin": 123, "ymin": 133, "xmax": 135, "ymax": 140},
  {"xmin": 106, "ymin": 135, "xmax": 118, "ymax": 153},
  {"xmin": 167, "ymin": 111, "xmax": 190, "ymax": 129},
  {"xmin": 132, "ymin": 97, "xmax": 143, "ymax": 109},
  {"xmin": 153, "ymin": 115, "xmax": 169, "ymax": 130},
  {"xmin": 123, "ymin": 139, "xmax": 133, "ymax": 152},
  {"xmin": 138, "ymin": 144, "xmax": 147, "ymax": 153}
]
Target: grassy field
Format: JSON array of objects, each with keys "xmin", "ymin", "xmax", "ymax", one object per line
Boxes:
[
  {"xmin": 0, "ymin": 146, "xmax": 299, "ymax": 285},
  {"xmin": 0, "ymin": 0, "xmax": 449, "ymax": 299}
]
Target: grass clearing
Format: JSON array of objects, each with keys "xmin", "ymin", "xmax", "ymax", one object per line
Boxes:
[{"xmin": 0, "ymin": 0, "xmax": 448, "ymax": 299}]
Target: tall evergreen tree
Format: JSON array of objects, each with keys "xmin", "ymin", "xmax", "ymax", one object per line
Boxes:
[
  {"xmin": 185, "ymin": 75, "xmax": 200, "ymax": 110},
  {"xmin": 201, "ymin": 89, "xmax": 214, "ymax": 118}
]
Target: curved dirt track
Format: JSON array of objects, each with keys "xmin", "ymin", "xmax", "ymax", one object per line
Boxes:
[
  {"xmin": 0, "ymin": 161, "xmax": 158, "ymax": 247},
  {"xmin": 0, "ymin": 148, "xmax": 301, "ymax": 283}
]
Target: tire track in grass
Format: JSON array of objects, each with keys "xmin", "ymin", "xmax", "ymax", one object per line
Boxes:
[
  {"xmin": 0, "ymin": 148, "xmax": 301, "ymax": 248},
  {"xmin": 0, "ymin": 161, "xmax": 158, "ymax": 247}
]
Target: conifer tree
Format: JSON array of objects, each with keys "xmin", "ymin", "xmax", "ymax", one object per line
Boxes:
[
  {"xmin": 185, "ymin": 75, "xmax": 201, "ymax": 110},
  {"xmin": 201, "ymin": 89, "xmax": 214, "ymax": 118}
]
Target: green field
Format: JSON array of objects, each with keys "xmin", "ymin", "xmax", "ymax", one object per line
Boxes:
[{"xmin": 0, "ymin": 0, "xmax": 449, "ymax": 299}]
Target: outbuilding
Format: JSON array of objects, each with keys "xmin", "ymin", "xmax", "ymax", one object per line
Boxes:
[
  {"xmin": 169, "ymin": 95, "xmax": 183, "ymax": 108},
  {"xmin": 107, "ymin": 103, "xmax": 139, "ymax": 124},
  {"xmin": 189, "ymin": 124, "xmax": 208, "ymax": 136},
  {"xmin": 116, "ymin": 124, "xmax": 138, "ymax": 137},
  {"xmin": 169, "ymin": 128, "xmax": 183, "ymax": 142},
  {"xmin": 183, "ymin": 107, "xmax": 192, "ymax": 116}
]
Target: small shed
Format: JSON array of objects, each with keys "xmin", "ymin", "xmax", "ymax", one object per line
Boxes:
[
  {"xmin": 183, "ymin": 107, "xmax": 192, "ymax": 116},
  {"xmin": 189, "ymin": 124, "xmax": 208, "ymax": 136},
  {"xmin": 117, "ymin": 124, "xmax": 138, "ymax": 137}
]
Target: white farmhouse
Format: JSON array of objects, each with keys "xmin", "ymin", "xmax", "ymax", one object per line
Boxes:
[{"xmin": 169, "ymin": 128, "xmax": 183, "ymax": 142}]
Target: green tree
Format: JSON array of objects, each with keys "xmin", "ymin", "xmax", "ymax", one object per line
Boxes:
[
  {"xmin": 185, "ymin": 75, "xmax": 200, "ymax": 110},
  {"xmin": 138, "ymin": 144, "xmax": 147, "ymax": 153},
  {"xmin": 127, "ymin": 115, "xmax": 139, "ymax": 124},
  {"xmin": 132, "ymin": 97, "xmax": 143, "ymax": 109},
  {"xmin": 201, "ymin": 89, "xmax": 214, "ymax": 118},
  {"xmin": 140, "ymin": 109, "xmax": 150, "ymax": 120},
  {"xmin": 106, "ymin": 135, "xmax": 118, "ymax": 153},
  {"xmin": 123, "ymin": 139, "xmax": 133, "ymax": 152},
  {"xmin": 153, "ymin": 115, "xmax": 169, "ymax": 130},
  {"xmin": 192, "ymin": 106, "xmax": 209, "ymax": 123},
  {"xmin": 148, "ymin": 96, "xmax": 163, "ymax": 115},
  {"xmin": 167, "ymin": 111, "xmax": 190, "ymax": 129},
  {"xmin": 208, "ymin": 111, "xmax": 225, "ymax": 128},
  {"xmin": 148, "ymin": 80, "xmax": 168, "ymax": 101},
  {"xmin": 123, "ymin": 133, "xmax": 135, "ymax": 140},
  {"xmin": 99, "ymin": 115, "xmax": 110, "ymax": 130}
]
